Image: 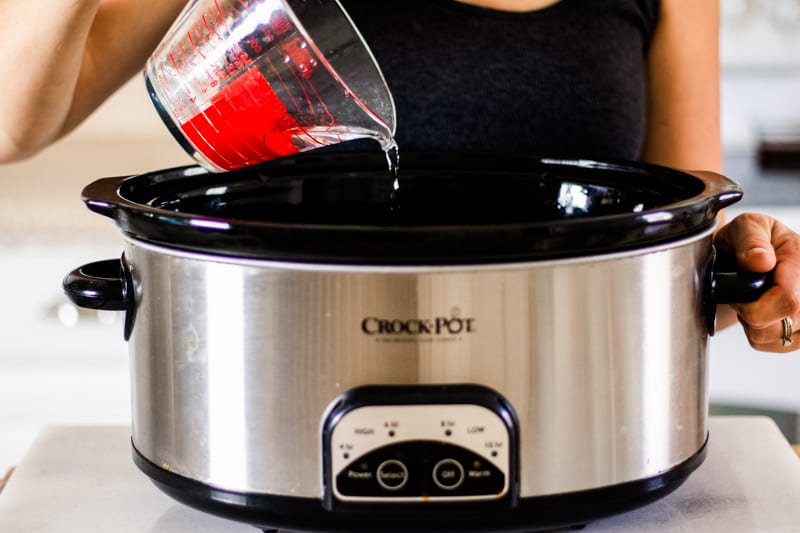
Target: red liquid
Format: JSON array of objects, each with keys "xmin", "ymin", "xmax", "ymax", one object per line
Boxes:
[{"xmin": 179, "ymin": 67, "xmax": 310, "ymax": 171}]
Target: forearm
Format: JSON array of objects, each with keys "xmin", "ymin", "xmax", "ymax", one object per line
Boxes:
[
  {"xmin": 0, "ymin": 0, "xmax": 186, "ymax": 162},
  {"xmin": 641, "ymin": 0, "xmax": 721, "ymax": 173}
]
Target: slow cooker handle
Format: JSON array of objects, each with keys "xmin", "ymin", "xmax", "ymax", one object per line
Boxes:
[
  {"xmin": 705, "ymin": 248, "xmax": 775, "ymax": 335},
  {"xmin": 62, "ymin": 256, "xmax": 136, "ymax": 340},
  {"xmin": 710, "ymin": 270, "xmax": 774, "ymax": 304}
]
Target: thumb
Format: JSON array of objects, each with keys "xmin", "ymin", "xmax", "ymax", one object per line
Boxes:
[{"xmin": 714, "ymin": 213, "xmax": 777, "ymax": 273}]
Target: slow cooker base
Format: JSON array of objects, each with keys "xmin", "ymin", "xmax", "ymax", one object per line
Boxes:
[{"xmin": 132, "ymin": 437, "xmax": 708, "ymax": 532}]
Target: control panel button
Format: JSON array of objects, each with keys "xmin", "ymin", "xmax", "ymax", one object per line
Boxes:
[
  {"xmin": 334, "ymin": 441, "xmax": 505, "ymax": 499},
  {"xmin": 376, "ymin": 460, "xmax": 408, "ymax": 491},
  {"xmin": 433, "ymin": 459, "xmax": 465, "ymax": 490},
  {"xmin": 324, "ymin": 385, "xmax": 518, "ymax": 506}
]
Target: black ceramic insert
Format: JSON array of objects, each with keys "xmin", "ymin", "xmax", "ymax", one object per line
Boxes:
[{"xmin": 81, "ymin": 151, "xmax": 742, "ymax": 264}]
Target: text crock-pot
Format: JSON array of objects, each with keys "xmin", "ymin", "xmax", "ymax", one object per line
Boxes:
[{"xmin": 63, "ymin": 152, "xmax": 770, "ymax": 532}]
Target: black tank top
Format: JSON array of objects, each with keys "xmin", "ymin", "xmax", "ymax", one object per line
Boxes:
[{"xmin": 340, "ymin": 0, "xmax": 660, "ymax": 161}]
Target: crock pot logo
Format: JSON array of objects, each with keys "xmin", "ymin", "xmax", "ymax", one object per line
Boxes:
[{"xmin": 361, "ymin": 308, "xmax": 476, "ymax": 342}]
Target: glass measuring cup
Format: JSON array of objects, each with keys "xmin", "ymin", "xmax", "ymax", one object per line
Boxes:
[{"xmin": 145, "ymin": 0, "xmax": 396, "ymax": 172}]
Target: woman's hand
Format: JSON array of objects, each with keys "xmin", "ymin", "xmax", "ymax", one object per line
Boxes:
[{"xmin": 714, "ymin": 213, "xmax": 800, "ymax": 352}]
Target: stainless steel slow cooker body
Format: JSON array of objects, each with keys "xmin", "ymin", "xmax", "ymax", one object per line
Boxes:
[
  {"xmin": 64, "ymin": 152, "xmax": 769, "ymax": 532},
  {"xmin": 124, "ymin": 230, "xmax": 711, "ymax": 496}
]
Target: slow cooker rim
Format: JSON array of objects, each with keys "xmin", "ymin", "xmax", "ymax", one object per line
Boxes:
[
  {"xmin": 80, "ymin": 152, "xmax": 742, "ymax": 263},
  {"xmin": 84, "ymin": 156, "xmax": 738, "ymax": 234}
]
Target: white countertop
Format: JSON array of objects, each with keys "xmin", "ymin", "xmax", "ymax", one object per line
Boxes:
[{"xmin": 1, "ymin": 417, "xmax": 799, "ymax": 532}]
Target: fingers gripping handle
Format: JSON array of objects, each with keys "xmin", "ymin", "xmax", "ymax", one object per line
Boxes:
[{"xmin": 705, "ymin": 247, "xmax": 775, "ymax": 335}]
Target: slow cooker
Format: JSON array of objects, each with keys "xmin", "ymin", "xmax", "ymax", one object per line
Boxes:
[{"xmin": 63, "ymin": 152, "xmax": 771, "ymax": 532}]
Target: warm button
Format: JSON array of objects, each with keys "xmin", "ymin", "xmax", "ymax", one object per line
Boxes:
[
  {"xmin": 433, "ymin": 459, "xmax": 465, "ymax": 490},
  {"xmin": 376, "ymin": 459, "xmax": 408, "ymax": 491}
]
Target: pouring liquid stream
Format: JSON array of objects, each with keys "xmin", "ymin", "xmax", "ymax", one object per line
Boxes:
[{"xmin": 383, "ymin": 138, "xmax": 401, "ymax": 219}]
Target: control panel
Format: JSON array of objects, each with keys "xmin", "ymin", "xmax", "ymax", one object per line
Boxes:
[{"xmin": 322, "ymin": 385, "xmax": 518, "ymax": 508}]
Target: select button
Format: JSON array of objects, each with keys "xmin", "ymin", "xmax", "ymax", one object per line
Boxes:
[
  {"xmin": 433, "ymin": 459, "xmax": 465, "ymax": 490},
  {"xmin": 376, "ymin": 459, "xmax": 409, "ymax": 491}
]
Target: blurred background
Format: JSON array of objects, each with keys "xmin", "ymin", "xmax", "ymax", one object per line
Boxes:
[
  {"xmin": 708, "ymin": 0, "xmax": 800, "ymax": 442},
  {"xmin": 1, "ymin": 1, "xmax": 800, "ymax": 473}
]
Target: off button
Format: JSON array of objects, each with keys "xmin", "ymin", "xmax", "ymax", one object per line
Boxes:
[
  {"xmin": 376, "ymin": 459, "xmax": 409, "ymax": 491},
  {"xmin": 433, "ymin": 459, "xmax": 465, "ymax": 490}
]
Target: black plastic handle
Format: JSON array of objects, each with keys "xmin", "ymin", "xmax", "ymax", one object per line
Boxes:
[
  {"xmin": 710, "ymin": 270, "xmax": 775, "ymax": 305},
  {"xmin": 705, "ymin": 248, "xmax": 775, "ymax": 334},
  {"xmin": 63, "ymin": 259, "xmax": 128, "ymax": 310},
  {"xmin": 62, "ymin": 256, "xmax": 136, "ymax": 340}
]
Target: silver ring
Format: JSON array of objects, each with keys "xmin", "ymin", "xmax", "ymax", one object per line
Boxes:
[{"xmin": 782, "ymin": 317, "xmax": 793, "ymax": 347}]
